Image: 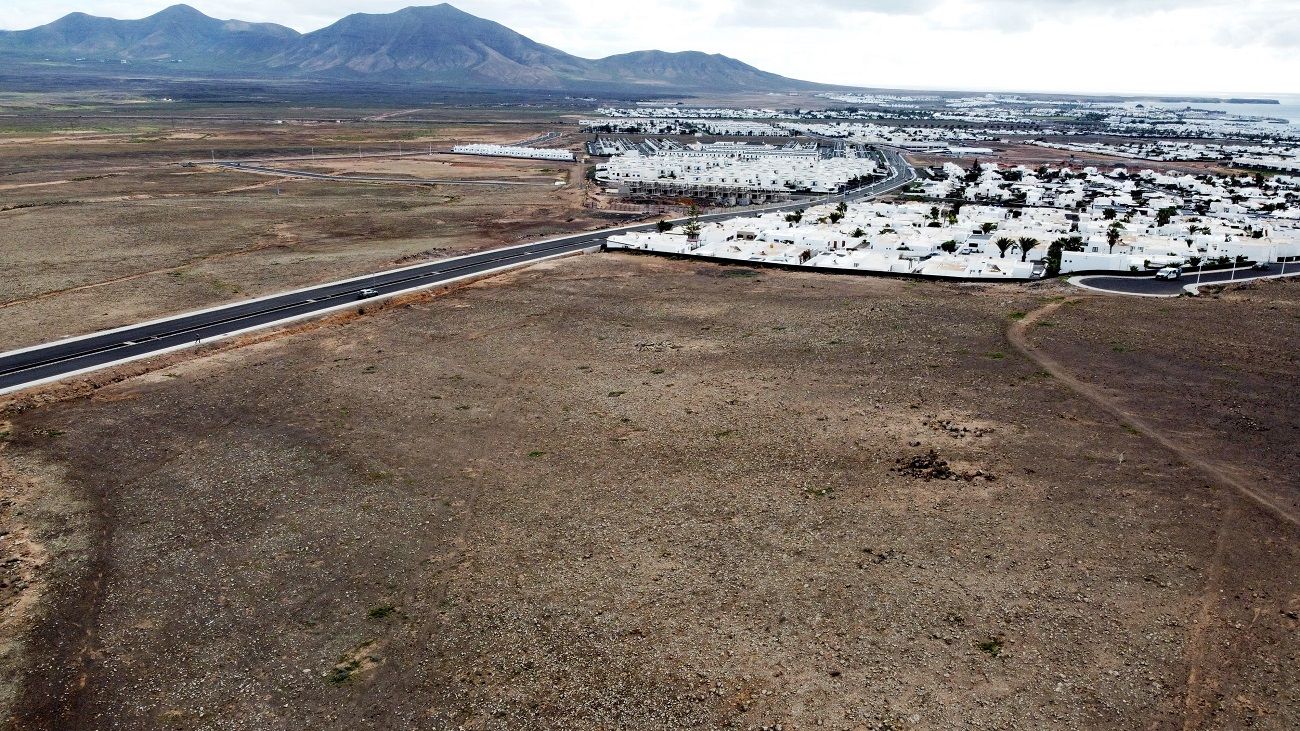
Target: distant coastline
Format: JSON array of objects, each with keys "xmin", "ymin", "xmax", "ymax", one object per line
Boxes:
[{"xmin": 1137, "ymin": 97, "xmax": 1281, "ymax": 105}]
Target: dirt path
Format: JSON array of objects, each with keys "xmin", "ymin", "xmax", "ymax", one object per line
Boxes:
[
  {"xmin": 1174, "ymin": 498, "xmax": 1237, "ymax": 731},
  {"xmin": 0, "ymin": 180, "xmax": 71, "ymax": 192},
  {"xmin": 1007, "ymin": 297, "xmax": 1298, "ymax": 529},
  {"xmin": 1008, "ymin": 296, "xmax": 1298, "ymax": 730}
]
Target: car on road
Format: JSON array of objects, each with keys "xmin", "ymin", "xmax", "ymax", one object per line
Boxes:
[
  {"xmin": 1153, "ymin": 266, "xmax": 1183, "ymax": 281},
  {"xmin": 357, "ymin": 288, "xmax": 380, "ymax": 299},
  {"xmin": 1251, "ymin": 262, "xmax": 1271, "ymax": 271}
]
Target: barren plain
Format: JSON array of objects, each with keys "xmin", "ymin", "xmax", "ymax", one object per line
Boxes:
[
  {"xmin": 0, "ymin": 119, "xmax": 613, "ymax": 351},
  {"xmin": 1, "ymin": 249, "xmax": 1296, "ymax": 729}
]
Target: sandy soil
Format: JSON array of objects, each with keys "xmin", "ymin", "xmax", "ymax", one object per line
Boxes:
[{"xmin": 0, "ymin": 256, "xmax": 1295, "ymax": 730}]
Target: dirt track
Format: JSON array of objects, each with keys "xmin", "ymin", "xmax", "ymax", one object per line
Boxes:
[{"xmin": 1008, "ymin": 297, "xmax": 1298, "ymax": 528}]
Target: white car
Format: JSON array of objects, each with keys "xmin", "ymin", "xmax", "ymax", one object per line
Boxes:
[
  {"xmin": 1153, "ymin": 266, "xmax": 1182, "ymax": 281},
  {"xmin": 357, "ymin": 288, "xmax": 380, "ymax": 299}
]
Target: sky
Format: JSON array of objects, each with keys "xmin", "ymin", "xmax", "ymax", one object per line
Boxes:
[{"xmin": 2, "ymin": 0, "xmax": 1298, "ymax": 96}]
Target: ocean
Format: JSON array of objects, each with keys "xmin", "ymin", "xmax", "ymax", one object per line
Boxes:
[{"xmin": 1137, "ymin": 94, "xmax": 1300, "ymax": 125}]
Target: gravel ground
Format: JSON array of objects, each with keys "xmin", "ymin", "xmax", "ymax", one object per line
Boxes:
[{"xmin": 0, "ymin": 256, "xmax": 1296, "ymax": 730}]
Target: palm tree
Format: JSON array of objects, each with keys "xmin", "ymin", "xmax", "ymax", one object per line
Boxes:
[
  {"xmin": 995, "ymin": 236, "xmax": 1015, "ymax": 259},
  {"xmin": 1018, "ymin": 237, "xmax": 1040, "ymax": 262},
  {"xmin": 1107, "ymin": 226, "xmax": 1122, "ymax": 252}
]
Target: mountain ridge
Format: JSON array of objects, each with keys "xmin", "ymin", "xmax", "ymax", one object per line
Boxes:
[{"xmin": 0, "ymin": 3, "xmax": 829, "ymax": 92}]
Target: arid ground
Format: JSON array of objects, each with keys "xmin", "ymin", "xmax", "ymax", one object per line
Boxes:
[
  {"xmin": 1, "ymin": 248, "xmax": 1296, "ymax": 729},
  {"xmin": 0, "ymin": 117, "xmax": 617, "ymax": 351}
]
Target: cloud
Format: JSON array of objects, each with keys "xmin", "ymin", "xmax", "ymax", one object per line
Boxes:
[
  {"xmin": 931, "ymin": 0, "xmax": 1240, "ymax": 32},
  {"xmin": 1216, "ymin": 6, "xmax": 1300, "ymax": 48},
  {"xmin": 713, "ymin": 0, "xmax": 943, "ymax": 28}
]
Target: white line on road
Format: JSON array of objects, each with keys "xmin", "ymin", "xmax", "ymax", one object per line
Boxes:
[{"xmin": 1066, "ymin": 276, "xmax": 1181, "ymax": 298}]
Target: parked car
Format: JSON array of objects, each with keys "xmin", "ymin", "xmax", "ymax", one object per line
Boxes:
[
  {"xmin": 1153, "ymin": 266, "xmax": 1182, "ymax": 281},
  {"xmin": 357, "ymin": 288, "xmax": 380, "ymax": 299}
]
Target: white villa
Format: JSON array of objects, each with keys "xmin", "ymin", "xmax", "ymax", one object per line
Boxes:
[
  {"xmin": 606, "ymin": 195, "xmax": 1300, "ymax": 281},
  {"xmin": 594, "ymin": 141, "xmax": 880, "ymax": 206}
]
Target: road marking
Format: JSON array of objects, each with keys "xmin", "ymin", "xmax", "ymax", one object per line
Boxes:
[
  {"xmin": 0, "ymin": 248, "xmax": 585, "ymax": 396},
  {"xmin": 1070, "ymin": 268, "xmax": 1300, "ymax": 297},
  {"xmin": 1066, "ymin": 276, "xmax": 1181, "ymax": 298}
]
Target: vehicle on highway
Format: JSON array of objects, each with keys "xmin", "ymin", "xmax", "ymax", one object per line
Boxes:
[
  {"xmin": 1251, "ymin": 261, "xmax": 1271, "ymax": 271},
  {"xmin": 1153, "ymin": 266, "xmax": 1183, "ymax": 281},
  {"xmin": 357, "ymin": 288, "xmax": 380, "ymax": 299}
]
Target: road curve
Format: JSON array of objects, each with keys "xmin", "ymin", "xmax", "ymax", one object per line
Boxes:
[
  {"xmin": 0, "ymin": 148, "xmax": 916, "ymax": 395},
  {"xmin": 1069, "ymin": 267, "xmax": 1299, "ymax": 297}
]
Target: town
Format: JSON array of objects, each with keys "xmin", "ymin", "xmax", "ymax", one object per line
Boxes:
[{"xmin": 602, "ymin": 154, "xmax": 1299, "ymax": 281}]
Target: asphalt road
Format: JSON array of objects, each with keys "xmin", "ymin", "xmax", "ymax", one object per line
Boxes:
[
  {"xmin": 0, "ymin": 148, "xmax": 915, "ymax": 395},
  {"xmin": 1070, "ymin": 266, "xmax": 1295, "ymax": 296}
]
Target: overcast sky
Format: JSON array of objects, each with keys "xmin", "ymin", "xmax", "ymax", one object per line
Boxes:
[{"xmin": 2, "ymin": 0, "xmax": 1297, "ymax": 96}]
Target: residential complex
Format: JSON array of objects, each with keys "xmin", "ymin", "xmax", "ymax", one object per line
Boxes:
[
  {"xmin": 606, "ymin": 162, "xmax": 1300, "ymax": 281},
  {"xmin": 592, "ymin": 140, "xmax": 881, "ymax": 206},
  {"xmin": 450, "ymin": 143, "xmax": 575, "ymax": 161}
]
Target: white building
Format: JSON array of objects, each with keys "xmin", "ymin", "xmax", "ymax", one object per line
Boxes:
[
  {"xmin": 451, "ymin": 144, "xmax": 575, "ymax": 162},
  {"xmin": 595, "ymin": 142, "xmax": 880, "ymax": 206}
]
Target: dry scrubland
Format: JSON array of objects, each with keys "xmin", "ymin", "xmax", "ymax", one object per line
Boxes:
[
  {"xmin": 0, "ymin": 121, "xmax": 608, "ymax": 350},
  {"xmin": 0, "ymin": 254, "xmax": 1296, "ymax": 730}
]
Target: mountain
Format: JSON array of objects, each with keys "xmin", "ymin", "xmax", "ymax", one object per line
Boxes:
[
  {"xmin": 589, "ymin": 50, "xmax": 803, "ymax": 91},
  {"xmin": 0, "ymin": 4, "xmax": 298, "ymax": 64},
  {"xmin": 265, "ymin": 5, "xmax": 590, "ymax": 87},
  {"xmin": 0, "ymin": 4, "xmax": 827, "ymax": 92}
]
